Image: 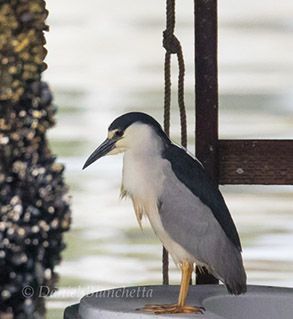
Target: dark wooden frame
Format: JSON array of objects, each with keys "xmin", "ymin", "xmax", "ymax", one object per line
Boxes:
[{"xmin": 194, "ymin": 0, "xmax": 293, "ymax": 284}]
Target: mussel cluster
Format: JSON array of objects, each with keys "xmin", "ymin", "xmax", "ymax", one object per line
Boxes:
[{"xmin": 0, "ymin": 1, "xmax": 71, "ymax": 318}]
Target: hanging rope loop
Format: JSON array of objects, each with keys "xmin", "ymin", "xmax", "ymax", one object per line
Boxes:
[
  {"xmin": 162, "ymin": 0, "xmax": 188, "ymax": 286},
  {"xmin": 163, "ymin": 0, "xmax": 187, "ymax": 148}
]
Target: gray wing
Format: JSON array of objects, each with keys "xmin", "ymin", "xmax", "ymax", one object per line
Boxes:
[
  {"xmin": 162, "ymin": 144, "xmax": 242, "ymax": 251},
  {"xmin": 159, "ymin": 161, "xmax": 246, "ymax": 295}
]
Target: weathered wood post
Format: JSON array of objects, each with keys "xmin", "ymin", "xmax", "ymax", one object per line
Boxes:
[
  {"xmin": 0, "ymin": 1, "xmax": 71, "ymax": 318},
  {"xmin": 194, "ymin": 0, "xmax": 219, "ymax": 285}
]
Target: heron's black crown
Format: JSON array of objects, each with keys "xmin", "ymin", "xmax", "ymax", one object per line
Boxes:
[{"xmin": 109, "ymin": 112, "xmax": 171, "ymax": 143}]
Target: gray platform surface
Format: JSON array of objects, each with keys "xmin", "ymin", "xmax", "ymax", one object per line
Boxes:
[{"xmin": 64, "ymin": 285, "xmax": 293, "ymax": 319}]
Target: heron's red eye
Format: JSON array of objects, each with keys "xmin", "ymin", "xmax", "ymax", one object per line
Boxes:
[{"xmin": 115, "ymin": 130, "xmax": 123, "ymax": 137}]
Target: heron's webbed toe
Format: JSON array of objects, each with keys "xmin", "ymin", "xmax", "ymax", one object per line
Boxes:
[{"xmin": 138, "ymin": 303, "xmax": 204, "ymax": 314}]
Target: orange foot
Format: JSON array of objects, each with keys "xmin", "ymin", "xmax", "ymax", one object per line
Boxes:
[{"xmin": 138, "ymin": 303, "xmax": 204, "ymax": 314}]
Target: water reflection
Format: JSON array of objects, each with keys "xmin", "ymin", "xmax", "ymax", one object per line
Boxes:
[{"xmin": 44, "ymin": 0, "xmax": 293, "ymax": 317}]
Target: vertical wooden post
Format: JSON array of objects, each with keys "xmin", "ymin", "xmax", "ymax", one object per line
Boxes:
[{"xmin": 194, "ymin": 0, "xmax": 219, "ymax": 284}]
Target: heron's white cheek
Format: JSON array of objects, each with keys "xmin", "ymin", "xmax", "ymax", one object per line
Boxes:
[{"xmin": 121, "ymin": 124, "xmax": 164, "ymax": 155}]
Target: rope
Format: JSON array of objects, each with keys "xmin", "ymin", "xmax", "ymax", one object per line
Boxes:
[
  {"xmin": 162, "ymin": 0, "xmax": 188, "ymax": 285},
  {"xmin": 177, "ymin": 49, "xmax": 187, "ymax": 148},
  {"xmin": 163, "ymin": 52, "xmax": 171, "ymax": 138},
  {"xmin": 162, "ymin": 246, "xmax": 169, "ymax": 285},
  {"xmin": 163, "ymin": 0, "xmax": 187, "ymax": 147}
]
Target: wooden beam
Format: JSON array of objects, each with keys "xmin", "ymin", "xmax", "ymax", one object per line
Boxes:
[{"xmin": 218, "ymin": 140, "xmax": 293, "ymax": 185}]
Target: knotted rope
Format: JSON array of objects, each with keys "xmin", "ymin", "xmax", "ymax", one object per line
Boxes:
[{"xmin": 162, "ymin": 0, "xmax": 187, "ymax": 285}]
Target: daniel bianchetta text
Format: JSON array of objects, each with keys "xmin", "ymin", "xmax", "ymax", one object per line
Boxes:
[{"xmin": 22, "ymin": 285, "xmax": 153, "ymax": 299}]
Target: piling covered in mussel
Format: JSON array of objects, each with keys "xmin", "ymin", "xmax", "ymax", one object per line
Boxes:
[{"xmin": 0, "ymin": 1, "xmax": 71, "ymax": 318}]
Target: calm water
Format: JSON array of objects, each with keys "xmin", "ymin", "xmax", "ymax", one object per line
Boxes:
[{"xmin": 43, "ymin": 1, "xmax": 293, "ymax": 317}]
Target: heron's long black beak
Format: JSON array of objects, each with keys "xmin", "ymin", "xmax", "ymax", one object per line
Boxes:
[{"xmin": 83, "ymin": 138, "xmax": 116, "ymax": 170}]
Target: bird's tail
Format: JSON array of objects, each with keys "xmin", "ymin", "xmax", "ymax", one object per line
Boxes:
[
  {"xmin": 226, "ymin": 271, "xmax": 247, "ymax": 295},
  {"xmin": 223, "ymin": 251, "xmax": 247, "ymax": 295},
  {"xmin": 210, "ymin": 244, "xmax": 247, "ymax": 295}
]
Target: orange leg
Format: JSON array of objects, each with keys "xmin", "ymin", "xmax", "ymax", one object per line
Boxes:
[{"xmin": 139, "ymin": 262, "xmax": 203, "ymax": 314}]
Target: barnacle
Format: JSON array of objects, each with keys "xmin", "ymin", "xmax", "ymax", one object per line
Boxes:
[{"xmin": 0, "ymin": 1, "xmax": 71, "ymax": 318}]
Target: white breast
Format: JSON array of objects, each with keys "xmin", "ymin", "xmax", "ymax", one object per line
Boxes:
[{"xmin": 122, "ymin": 147, "xmax": 197, "ymax": 266}]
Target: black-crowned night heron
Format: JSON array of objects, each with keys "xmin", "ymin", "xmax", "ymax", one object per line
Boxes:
[{"xmin": 83, "ymin": 112, "xmax": 246, "ymax": 314}]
